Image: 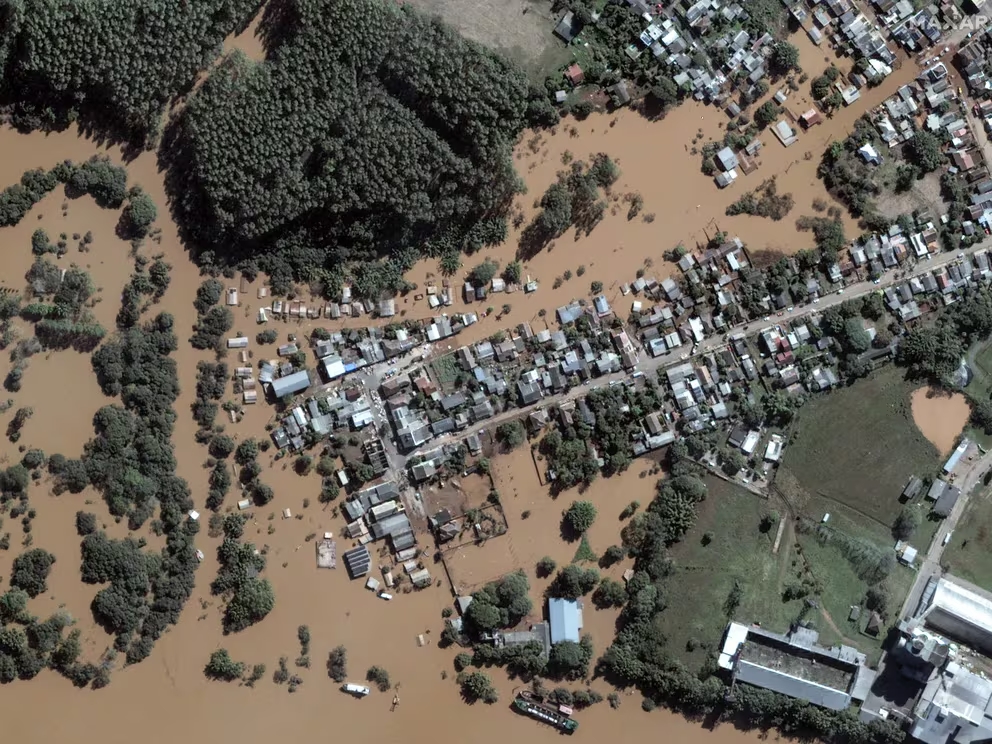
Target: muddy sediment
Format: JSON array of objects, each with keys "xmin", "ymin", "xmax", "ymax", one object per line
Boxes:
[
  {"xmin": 911, "ymin": 387, "xmax": 970, "ymax": 456},
  {"xmin": 0, "ymin": 28, "xmax": 917, "ymax": 744}
]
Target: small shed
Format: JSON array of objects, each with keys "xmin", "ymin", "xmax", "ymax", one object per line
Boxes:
[
  {"xmin": 226, "ymin": 288, "xmax": 238, "ymax": 306},
  {"xmin": 227, "ymin": 337, "xmax": 249, "ymax": 349},
  {"xmin": 899, "ymin": 545, "xmax": 918, "ymax": 565},
  {"xmin": 565, "ymin": 64, "xmax": 584, "ymax": 86},
  {"xmin": 409, "ymin": 568, "xmax": 432, "ymax": 587},
  {"xmin": 237, "ymin": 499, "xmax": 251, "ymax": 510}
]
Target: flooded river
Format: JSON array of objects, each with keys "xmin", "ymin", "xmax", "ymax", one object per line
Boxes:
[{"xmin": 0, "ymin": 25, "xmax": 910, "ymax": 744}]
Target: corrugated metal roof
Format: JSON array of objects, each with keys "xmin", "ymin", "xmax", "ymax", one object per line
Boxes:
[
  {"xmin": 342, "ymin": 545, "xmax": 371, "ymax": 578},
  {"xmin": 548, "ymin": 598, "xmax": 581, "ymax": 643},
  {"xmin": 736, "ymin": 660, "xmax": 851, "ymax": 710},
  {"xmin": 270, "ymin": 370, "xmax": 310, "ymax": 398}
]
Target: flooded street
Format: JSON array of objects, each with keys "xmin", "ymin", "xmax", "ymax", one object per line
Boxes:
[
  {"xmin": 0, "ymin": 24, "xmax": 919, "ymax": 744},
  {"xmin": 911, "ymin": 387, "xmax": 971, "ymax": 456}
]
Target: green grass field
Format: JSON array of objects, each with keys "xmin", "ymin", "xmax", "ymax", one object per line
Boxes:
[
  {"xmin": 782, "ymin": 364, "xmax": 941, "ymax": 528},
  {"xmin": 660, "ymin": 477, "xmax": 903, "ymax": 671},
  {"xmin": 430, "ymin": 354, "xmax": 461, "ymax": 391},
  {"xmin": 944, "ymin": 492, "xmax": 992, "ymax": 591},
  {"xmin": 661, "ymin": 478, "xmax": 802, "ymax": 670}
]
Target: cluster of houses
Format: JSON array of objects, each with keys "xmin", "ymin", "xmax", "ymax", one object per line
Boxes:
[
  {"xmin": 959, "ymin": 28, "xmax": 992, "ymax": 101},
  {"xmin": 337, "ymin": 480, "xmax": 434, "ymax": 593}
]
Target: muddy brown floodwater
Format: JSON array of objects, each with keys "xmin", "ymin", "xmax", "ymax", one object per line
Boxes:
[
  {"xmin": 0, "ymin": 25, "xmax": 906, "ymax": 744},
  {"xmin": 910, "ymin": 387, "xmax": 971, "ymax": 456}
]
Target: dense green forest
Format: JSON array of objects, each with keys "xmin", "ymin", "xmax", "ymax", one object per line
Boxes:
[
  {"xmin": 0, "ymin": 0, "xmax": 552, "ymax": 291},
  {"xmin": 165, "ymin": 0, "xmax": 549, "ymax": 292},
  {"xmin": 0, "ymin": 0, "xmax": 263, "ymax": 142}
]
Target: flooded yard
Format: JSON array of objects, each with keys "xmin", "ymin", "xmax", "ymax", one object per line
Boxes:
[{"xmin": 0, "ymin": 19, "xmax": 916, "ymax": 744}]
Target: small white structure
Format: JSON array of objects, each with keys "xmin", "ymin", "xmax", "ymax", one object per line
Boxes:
[
  {"xmin": 226, "ymin": 288, "xmax": 238, "ymax": 306},
  {"xmin": 365, "ymin": 577, "xmax": 381, "ymax": 592},
  {"xmin": 283, "ymin": 508, "xmax": 292, "ymax": 519},
  {"xmin": 899, "ymin": 545, "xmax": 918, "ymax": 565},
  {"xmin": 227, "ymin": 336, "xmax": 249, "ymax": 349},
  {"xmin": 337, "ymin": 469, "xmax": 350, "ymax": 486},
  {"xmin": 237, "ymin": 499, "xmax": 251, "ymax": 510},
  {"xmin": 188, "ymin": 510, "xmax": 200, "ymax": 521},
  {"xmin": 343, "ymin": 683, "xmax": 371, "ymax": 697},
  {"xmin": 257, "ymin": 308, "xmax": 269, "ymax": 323}
]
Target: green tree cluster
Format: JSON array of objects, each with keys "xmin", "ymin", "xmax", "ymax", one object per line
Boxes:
[
  {"xmin": 463, "ymin": 570, "xmax": 532, "ymax": 635},
  {"xmin": 211, "ymin": 514, "xmax": 274, "ymax": 633},
  {"xmin": 82, "ymin": 311, "xmax": 198, "ymax": 663},
  {"xmin": 0, "ymin": 0, "xmax": 264, "ymax": 143},
  {"xmin": 165, "ymin": 0, "xmax": 538, "ymax": 285}
]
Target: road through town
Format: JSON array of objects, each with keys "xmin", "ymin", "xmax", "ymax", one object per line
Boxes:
[{"xmin": 406, "ymin": 239, "xmax": 992, "ymax": 465}]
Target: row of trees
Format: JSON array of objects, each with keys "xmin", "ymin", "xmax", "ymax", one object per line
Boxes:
[
  {"xmin": 81, "ymin": 308, "xmax": 199, "ymax": 666},
  {"xmin": 190, "ymin": 279, "xmax": 234, "ymax": 351}
]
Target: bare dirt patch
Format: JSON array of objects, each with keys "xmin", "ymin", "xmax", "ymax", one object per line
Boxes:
[
  {"xmin": 875, "ymin": 170, "xmax": 947, "ymax": 222},
  {"xmin": 399, "ymin": 0, "xmax": 562, "ymax": 75},
  {"xmin": 911, "ymin": 386, "xmax": 970, "ymax": 456}
]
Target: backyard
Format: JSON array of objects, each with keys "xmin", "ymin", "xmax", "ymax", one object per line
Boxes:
[{"xmin": 781, "ymin": 364, "xmax": 941, "ymax": 528}]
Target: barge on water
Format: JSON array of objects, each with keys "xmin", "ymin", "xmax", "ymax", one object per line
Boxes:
[{"xmin": 512, "ymin": 691, "xmax": 578, "ymax": 733}]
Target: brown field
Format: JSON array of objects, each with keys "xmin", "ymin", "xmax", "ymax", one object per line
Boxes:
[
  {"xmin": 911, "ymin": 386, "xmax": 970, "ymax": 456},
  {"xmin": 400, "ymin": 0, "xmax": 565, "ymax": 76}
]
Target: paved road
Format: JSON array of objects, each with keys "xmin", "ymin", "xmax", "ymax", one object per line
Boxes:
[
  {"xmin": 400, "ymin": 241, "xmax": 992, "ymax": 468},
  {"xmin": 899, "ymin": 447, "xmax": 992, "ymax": 620}
]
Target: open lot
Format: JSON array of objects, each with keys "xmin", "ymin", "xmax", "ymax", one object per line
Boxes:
[
  {"xmin": 400, "ymin": 0, "xmax": 568, "ymax": 79},
  {"xmin": 661, "ymin": 478, "xmax": 801, "ymax": 671},
  {"xmin": 657, "ymin": 475, "xmax": 903, "ymax": 666},
  {"xmin": 944, "ymin": 491, "xmax": 992, "ymax": 591},
  {"xmin": 792, "ymin": 502, "xmax": 915, "ymax": 662},
  {"xmin": 781, "ymin": 364, "xmax": 941, "ymax": 528}
]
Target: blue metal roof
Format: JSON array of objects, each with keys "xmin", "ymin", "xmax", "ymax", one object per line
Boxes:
[{"xmin": 548, "ymin": 598, "xmax": 580, "ymax": 643}]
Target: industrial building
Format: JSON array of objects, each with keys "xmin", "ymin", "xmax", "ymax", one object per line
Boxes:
[
  {"xmin": 915, "ymin": 577, "xmax": 992, "ymax": 657},
  {"xmin": 719, "ymin": 622, "xmax": 875, "ymax": 711}
]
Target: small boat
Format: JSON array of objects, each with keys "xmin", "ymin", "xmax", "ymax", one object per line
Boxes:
[
  {"xmin": 342, "ymin": 683, "xmax": 370, "ymax": 697},
  {"xmin": 513, "ymin": 691, "xmax": 578, "ymax": 733}
]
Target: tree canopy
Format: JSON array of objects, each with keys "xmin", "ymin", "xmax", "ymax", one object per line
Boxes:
[{"xmin": 165, "ymin": 0, "xmax": 537, "ymax": 286}]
